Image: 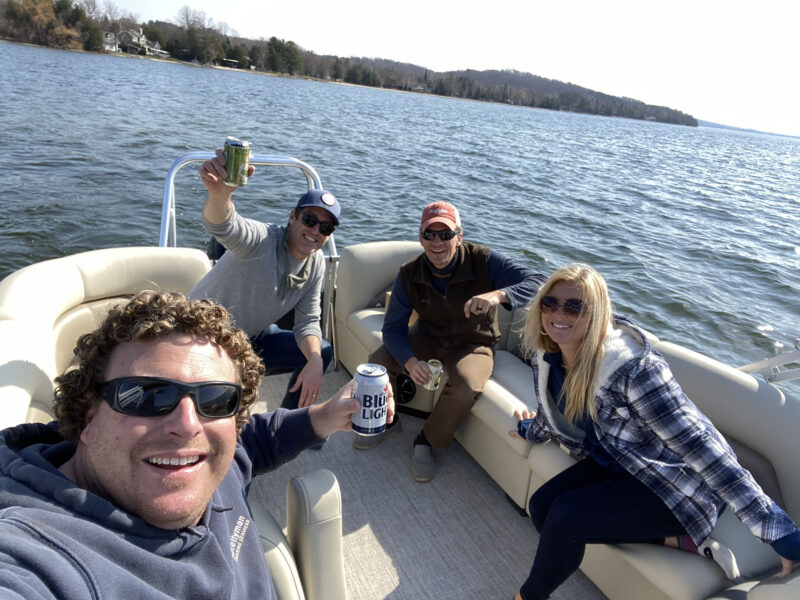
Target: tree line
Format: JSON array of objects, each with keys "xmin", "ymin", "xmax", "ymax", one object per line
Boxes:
[
  {"xmin": 1, "ymin": 0, "xmax": 698, "ymax": 127},
  {"xmin": 2, "ymin": 0, "xmax": 102, "ymax": 50}
]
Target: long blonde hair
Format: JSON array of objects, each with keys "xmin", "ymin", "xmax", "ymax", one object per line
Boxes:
[{"xmin": 521, "ymin": 264, "xmax": 613, "ymax": 423}]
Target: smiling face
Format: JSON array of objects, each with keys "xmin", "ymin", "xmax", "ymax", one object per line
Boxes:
[
  {"xmin": 69, "ymin": 333, "xmax": 239, "ymax": 530},
  {"xmin": 286, "ymin": 206, "xmax": 334, "ymax": 260},
  {"xmin": 419, "ymin": 224, "xmax": 462, "ymax": 270},
  {"xmin": 540, "ymin": 280, "xmax": 591, "ymax": 364}
]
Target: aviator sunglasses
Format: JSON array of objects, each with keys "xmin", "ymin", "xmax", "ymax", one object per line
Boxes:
[
  {"xmin": 540, "ymin": 296, "xmax": 588, "ymax": 317},
  {"xmin": 300, "ymin": 211, "xmax": 336, "ymax": 236},
  {"xmin": 420, "ymin": 229, "xmax": 461, "ymax": 241},
  {"xmin": 100, "ymin": 376, "xmax": 242, "ymax": 419}
]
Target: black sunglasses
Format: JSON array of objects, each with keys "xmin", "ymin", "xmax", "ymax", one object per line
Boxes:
[
  {"xmin": 300, "ymin": 211, "xmax": 336, "ymax": 236},
  {"xmin": 420, "ymin": 229, "xmax": 460, "ymax": 241},
  {"xmin": 540, "ymin": 296, "xmax": 588, "ymax": 317},
  {"xmin": 100, "ymin": 377, "xmax": 242, "ymax": 419}
]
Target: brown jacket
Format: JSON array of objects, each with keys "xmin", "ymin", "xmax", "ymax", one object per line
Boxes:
[{"xmin": 400, "ymin": 242, "xmax": 500, "ymax": 347}]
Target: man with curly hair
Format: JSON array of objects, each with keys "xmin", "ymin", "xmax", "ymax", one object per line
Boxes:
[{"xmin": 0, "ymin": 291, "xmax": 387, "ymax": 598}]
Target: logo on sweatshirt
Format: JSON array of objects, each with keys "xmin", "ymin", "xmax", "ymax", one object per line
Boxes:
[{"xmin": 230, "ymin": 515, "xmax": 251, "ymax": 561}]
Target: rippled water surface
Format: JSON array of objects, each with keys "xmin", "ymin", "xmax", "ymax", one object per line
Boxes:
[{"xmin": 1, "ymin": 41, "xmax": 798, "ymax": 393}]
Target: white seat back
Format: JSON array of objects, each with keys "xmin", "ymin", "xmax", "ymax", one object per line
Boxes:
[
  {"xmin": 334, "ymin": 241, "xmax": 421, "ymax": 374},
  {"xmin": 0, "ymin": 247, "xmax": 211, "ymax": 429},
  {"xmin": 655, "ymin": 340, "xmax": 799, "ymax": 578}
]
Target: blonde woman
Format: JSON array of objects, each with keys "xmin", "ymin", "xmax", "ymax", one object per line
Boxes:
[{"xmin": 509, "ymin": 264, "xmax": 799, "ymax": 600}]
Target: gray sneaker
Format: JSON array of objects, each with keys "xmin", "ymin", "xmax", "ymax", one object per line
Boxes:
[
  {"xmin": 410, "ymin": 443, "xmax": 435, "ymax": 482},
  {"xmin": 353, "ymin": 419, "xmax": 402, "ymax": 450}
]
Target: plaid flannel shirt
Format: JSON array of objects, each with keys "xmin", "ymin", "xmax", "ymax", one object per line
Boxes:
[{"xmin": 526, "ymin": 315, "xmax": 797, "ymax": 545}]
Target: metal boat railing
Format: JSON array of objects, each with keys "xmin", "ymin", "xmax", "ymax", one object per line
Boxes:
[
  {"xmin": 738, "ymin": 340, "xmax": 800, "ymax": 383},
  {"xmin": 159, "ymin": 152, "xmax": 341, "ymax": 366}
]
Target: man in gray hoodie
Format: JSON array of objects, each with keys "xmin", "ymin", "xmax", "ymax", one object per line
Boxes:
[
  {"xmin": 190, "ymin": 148, "xmax": 340, "ymax": 410},
  {"xmin": 0, "ymin": 291, "xmax": 391, "ymax": 599}
]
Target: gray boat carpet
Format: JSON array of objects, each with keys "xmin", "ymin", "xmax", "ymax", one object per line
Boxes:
[{"xmin": 249, "ymin": 369, "xmax": 607, "ymax": 600}]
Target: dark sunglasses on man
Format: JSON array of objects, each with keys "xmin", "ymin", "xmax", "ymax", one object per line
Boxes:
[
  {"xmin": 100, "ymin": 377, "xmax": 242, "ymax": 418},
  {"xmin": 420, "ymin": 229, "xmax": 461, "ymax": 241},
  {"xmin": 299, "ymin": 210, "xmax": 336, "ymax": 236}
]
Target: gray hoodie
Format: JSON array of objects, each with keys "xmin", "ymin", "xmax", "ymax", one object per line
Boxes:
[{"xmin": 0, "ymin": 409, "xmax": 320, "ymax": 599}]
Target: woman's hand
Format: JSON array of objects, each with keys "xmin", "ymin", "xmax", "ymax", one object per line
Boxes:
[
  {"xmin": 508, "ymin": 407, "xmax": 536, "ymax": 439},
  {"xmin": 771, "ymin": 530, "xmax": 800, "ymax": 576},
  {"xmin": 778, "ymin": 556, "xmax": 798, "ymax": 577}
]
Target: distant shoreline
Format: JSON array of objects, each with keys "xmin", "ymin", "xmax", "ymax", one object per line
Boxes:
[
  {"xmin": 698, "ymin": 120, "xmax": 799, "ymax": 140},
  {"xmin": 9, "ymin": 38, "xmax": 795, "ymax": 137},
  {"xmin": 2, "ymin": 38, "xmax": 703, "ymax": 129}
]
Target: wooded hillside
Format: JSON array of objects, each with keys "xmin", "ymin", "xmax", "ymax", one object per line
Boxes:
[{"xmin": 0, "ymin": 0, "xmax": 697, "ymax": 126}]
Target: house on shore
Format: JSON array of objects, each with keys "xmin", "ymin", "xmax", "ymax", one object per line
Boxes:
[
  {"xmin": 116, "ymin": 28, "xmax": 145, "ymax": 54},
  {"xmin": 115, "ymin": 28, "xmax": 170, "ymax": 58},
  {"xmin": 103, "ymin": 32, "xmax": 118, "ymax": 53}
]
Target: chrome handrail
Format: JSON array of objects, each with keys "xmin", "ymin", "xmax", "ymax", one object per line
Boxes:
[
  {"xmin": 738, "ymin": 341, "xmax": 800, "ymax": 383},
  {"xmin": 159, "ymin": 152, "xmax": 340, "ymax": 365},
  {"xmin": 159, "ymin": 152, "xmax": 324, "ymax": 247}
]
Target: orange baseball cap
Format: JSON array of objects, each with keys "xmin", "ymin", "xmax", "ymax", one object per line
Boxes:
[{"xmin": 420, "ymin": 201, "xmax": 461, "ymax": 231}]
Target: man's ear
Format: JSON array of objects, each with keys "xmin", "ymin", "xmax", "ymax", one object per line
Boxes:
[{"xmin": 79, "ymin": 397, "xmax": 99, "ymax": 444}]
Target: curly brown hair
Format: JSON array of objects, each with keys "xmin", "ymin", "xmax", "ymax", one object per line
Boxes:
[{"xmin": 54, "ymin": 290, "xmax": 265, "ymax": 443}]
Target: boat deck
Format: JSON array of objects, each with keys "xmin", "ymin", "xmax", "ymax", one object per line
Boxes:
[{"xmin": 249, "ymin": 368, "xmax": 608, "ymax": 600}]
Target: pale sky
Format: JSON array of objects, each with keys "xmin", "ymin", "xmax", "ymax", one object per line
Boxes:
[{"xmin": 109, "ymin": 0, "xmax": 800, "ymax": 137}]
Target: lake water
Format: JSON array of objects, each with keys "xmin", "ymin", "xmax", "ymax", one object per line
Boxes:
[{"xmin": 1, "ymin": 41, "xmax": 798, "ymax": 394}]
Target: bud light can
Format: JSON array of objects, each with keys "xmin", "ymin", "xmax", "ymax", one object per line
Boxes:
[
  {"xmin": 223, "ymin": 136, "xmax": 251, "ymax": 186},
  {"xmin": 352, "ymin": 363, "xmax": 390, "ymax": 435}
]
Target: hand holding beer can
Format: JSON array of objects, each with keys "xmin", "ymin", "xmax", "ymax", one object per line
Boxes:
[
  {"xmin": 223, "ymin": 136, "xmax": 251, "ymax": 187},
  {"xmin": 423, "ymin": 359, "xmax": 443, "ymax": 391},
  {"xmin": 352, "ymin": 364, "xmax": 390, "ymax": 435}
]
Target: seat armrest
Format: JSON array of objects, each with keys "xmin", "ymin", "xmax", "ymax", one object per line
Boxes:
[
  {"xmin": 248, "ymin": 493, "xmax": 306, "ymax": 600},
  {"xmin": 286, "ymin": 469, "xmax": 346, "ymax": 600}
]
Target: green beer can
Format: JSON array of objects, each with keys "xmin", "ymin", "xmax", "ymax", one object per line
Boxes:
[{"xmin": 223, "ymin": 137, "xmax": 251, "ymax": 186}]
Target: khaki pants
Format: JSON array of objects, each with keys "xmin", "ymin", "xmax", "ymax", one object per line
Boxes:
[{"xmin": 368, "ymin": 327, "xmax": 494, "ymax": 447}]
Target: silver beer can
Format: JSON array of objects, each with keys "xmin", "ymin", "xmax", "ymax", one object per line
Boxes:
[
  {"xmin": 352, "ymin": 363, "xmax": 390, "ymax": 435},
  {"xmin": 423, "ymin": 359, "xmax": 443, "ymax": 391}
]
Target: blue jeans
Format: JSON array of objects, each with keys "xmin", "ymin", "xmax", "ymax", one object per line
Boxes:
[
  {"xmin": 249, "ymin": 325, "xmax": 333, "ymax": 408},
  {"xmin": 520, "ymin": 457, "xmax": 684, "ymax": 600}
]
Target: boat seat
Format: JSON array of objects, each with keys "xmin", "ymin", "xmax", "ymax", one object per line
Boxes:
[
  {"xmin": 248, "ymin": 468, "xmax": 346, "ymax": 600},
  {"xmin": 0, "ymin": 246, "xmax": 212, "ymax": 429},
  {"xmin": 334, "ymin": 240, "xmax": 441, "ymax": 412}
]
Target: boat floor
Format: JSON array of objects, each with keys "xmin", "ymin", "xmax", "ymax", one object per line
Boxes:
[{"xmin": 249, "ymin": 368, "xmax": 608, "ymax": 600}]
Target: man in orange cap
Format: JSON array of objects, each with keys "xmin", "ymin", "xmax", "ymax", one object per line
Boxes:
[{"xmin": 359, "ymin": 201, "xmax": 543, "ymax": 482}]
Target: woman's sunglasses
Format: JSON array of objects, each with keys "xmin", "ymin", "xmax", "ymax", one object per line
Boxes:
[
  {"xmin": 540, "ymin": 296, "xmax": 588, "ymax": 317},
  {"xmin": 100, "ymin": 377, "xmax": 242, "ymax": 419},
  {"xmin": 300, "ymin": 211, "xmax": 336, "ymax": 236},
  {"xmin": 420, "ymin": 229, "xmax": 460, "ymax": 241}
]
